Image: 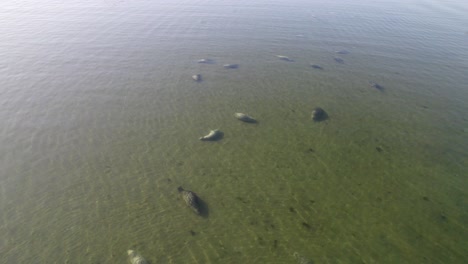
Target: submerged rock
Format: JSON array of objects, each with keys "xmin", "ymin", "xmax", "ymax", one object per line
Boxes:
[
  {"xmin": 234, "ymin": 113, "xmax": 257, "ymax": 123},
  {"xmin": 223, "ymin": 64, "xmax": 239, "ymax": 69},
  {"xmin": 199, "ymin": 129, "xmax": 223, "ymax": 141},
  {"xmin": 310, "ymin": 64, "xmax": 323, "ymax": 70},
  {"xmin": 276, "ymin": 55, "xmax": 294, "ymax": 62},
  {"xmin": 178, "ymin": 186, "xmax": 201, "ymax": 215},
  {"xmin": 192, "ymin": 74, "xmax": 202, "ymax": 82},
  {"xmin": 127, "ymin": 250, "xmax": 148, "ymax": 264},
  {"xmin": 311, "ymin": 107, "xmax": 327, "ymax": 121}
]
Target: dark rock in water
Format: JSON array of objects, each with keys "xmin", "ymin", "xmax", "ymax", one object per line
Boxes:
[
  {"xmin": 223, "ymin": 64, "xmax": 239, "ymax": 69},
  {"xmin": 369, "ymin": 81, "xmax": 384, "ymax": 91},
  {"xmin": 311, "ymin": 107, "xmax": 328, "ymax": 121},
  {"xmin": 192, "ymin": 74, "xmax": 202, "ymax": 82},
  {"xmin": 178, "ymin": 186, "xmax": 202, "ymax": 215},
  {"xmin": 335, "ymin": 49, "xmax": 350, "ymax": 55},
  {"xmin": 310, "ymin": 64, "xmax": 323, "ymax": 70},
  {"xmin": 334, "ymin": 57, "xmax": 344, "ymax": 64}
]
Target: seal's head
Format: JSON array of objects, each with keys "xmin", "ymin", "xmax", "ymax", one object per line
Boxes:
[{"xmin": 127, "ymin": 250, "xmax": 136, "ymax": 257}]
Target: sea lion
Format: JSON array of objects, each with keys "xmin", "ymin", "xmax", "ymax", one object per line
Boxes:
[
  {"xmin": 199, "ymin": 129, "xmax": 222, "ymax": 141},
  {"xmin": 234, "ymin": 113, "xmax": 257, "ymax": 123},
  {"xmin": 223, "ymin": 64, "xmax": 239, "ymax": 69},
  {"xmin": 178, "ymin": 186, "xmax": 201, "ymax": 215},
  {"xmin": 293, "ymin": 252, "xmax": 313, "ymax": 264},
  {"xmin": 334, "ymin": 57, "xmax": 344, "ymax": 64},
  {"xmin": 276, "ymin": 55, "xmax": 294, "ymax": 62},
  {"xmin": 127, "ymin": 250, "xmax": 148, "ymax": 264},
  {"xmin": 192, "ymin": 74, "xmax": 202, "ymax": 82},
  {"xmin": 311, "ymin": 107, "xmax": 327, "ymax": 121},
  {"xmin": 310, "ymin": 64, "xmax": 323, "ymax": 70}
]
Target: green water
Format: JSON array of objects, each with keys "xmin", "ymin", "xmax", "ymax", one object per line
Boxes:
[{"xmin": 1, "ymin": 0, "xmax": 467, "ymax": 263}]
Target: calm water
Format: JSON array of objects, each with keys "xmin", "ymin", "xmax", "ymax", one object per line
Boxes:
[{"xmin": 1, "ymin": 0, "xmax": 467, "ymax": 263}]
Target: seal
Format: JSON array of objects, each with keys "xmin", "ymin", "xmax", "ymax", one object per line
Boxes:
[
  {"xmin": 223, "ymin": 64, "xmax": 239, "ymax": 69},
  {"xmin": 369, "ymin": 81, "xmax": 384, "ymax": 91},
  {"xmin": 127, "ymin": 250, "xmax": 148, "ymax": 264},
  {"xmin": 276, "ymin": 55, "xmax": 294, "ymax": 62},
  {"xmin": 293, "ymin": 252, "xmax": 313, "ymax": 264},
  {"xmin": 199, "ymin": 129, "xmax": 222, "ymax": 141},
  {"xmin": 311, "ymin": 107, "xmax": 327, "ymax": 121},
  {"xmin": 234, "ymin": 113, "xmax": 257, "ymax": 123},
  {"xmin": 192, "ymin": 74, "xmax": 202, "ymax": 82},
  {"xmin": 334, "ymin": 57, "xmax": 344, "ymax": 64},
  {"xmin": 335, "ymin": 49, "xmax": 349, "ymax": 55},
  {"xmin": 197, "ymin": 58, "xmax": 213, "ymax": 64},
  {"xmin": 310, "ymin": 64, "xmax": 323, "ymax": 70},
  {"xmin": 178, "ymin": 186, "xmax": 201, "ymax": 215}
]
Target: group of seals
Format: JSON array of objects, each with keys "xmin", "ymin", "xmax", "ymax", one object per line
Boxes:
[
  {"xmin": 192, "ymin": 59, "xmax": 238, "ymax": 82},
  {"xmin": 198, "ymin": 112, "xmax": 257, "ymax": 141},
  {"xmin": 199, "ymin": 108, "xmax": 325, "ymax": 140},
  {"xmin": 127, "ymin": 244, "xmax": 312, "ymax": 263},
  {"xmin": 195, "ymin": 54, "xmax": 383, "ymax": 94},
  {"xmin": 178, "ymin": 54, "xmax": 333, "ymax": 262},
  {"xmin": 277, "ymin": 51, "xmax": 386, "ymax": 94}
]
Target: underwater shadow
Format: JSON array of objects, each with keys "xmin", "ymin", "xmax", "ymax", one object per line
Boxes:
[{"xmin": 197, "ymin": 198, "xmax": 210, "ymax": 218}]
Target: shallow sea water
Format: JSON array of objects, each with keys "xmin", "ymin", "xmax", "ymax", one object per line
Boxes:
[{"xmin": 1, "ymin": 0, "xmax": 467, "ymax": 263}]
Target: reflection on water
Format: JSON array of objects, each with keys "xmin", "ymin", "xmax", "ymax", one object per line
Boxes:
[{"xmin": 0, "ymin": 0, "xmax": 467, "ymax": 263}]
